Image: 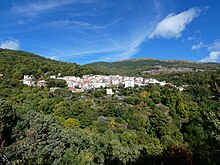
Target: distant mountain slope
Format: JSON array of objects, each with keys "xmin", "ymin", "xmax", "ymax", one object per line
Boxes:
[
  {"xmin": 0, "ymin": 49, "xmax": 107, "ymax": 80},
  {"xmin": 87, "ymin": 58, "xmax": 220, "ymax": 76},
  {"xmin": 1, "ymin": 48, "xmax": 219, "ymax": 80}
]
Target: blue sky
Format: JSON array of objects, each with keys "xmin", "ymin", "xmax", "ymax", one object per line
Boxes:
[{"xmin": 0, "ymin": 0, "xmax": 220, "ymax": 64}]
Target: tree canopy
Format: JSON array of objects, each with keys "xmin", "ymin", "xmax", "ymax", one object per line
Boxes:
[{"xmin": 0, "ymin": 49, "xmax": 220, "ymax": 164}]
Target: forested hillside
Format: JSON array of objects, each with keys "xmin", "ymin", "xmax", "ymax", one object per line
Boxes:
[
  {"xmin": 0, "ymin": 49, "xmax": 220, "ymax": 165},
  {"xmin": 88, "ymin": 58, "xmax": 220, "ymax": 76},
  {"xmin": 0, "ymin": 49, "xmax": 107, "ymax": 80}
]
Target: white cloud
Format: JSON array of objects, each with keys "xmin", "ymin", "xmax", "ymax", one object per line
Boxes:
[
  {"xmin": 150, "ymin": 8, "xmax": 201, "ymax": 39},
  {"xmin": 47, "ymin": 19, "xmax": 123, "ymax": 31},
  {"xmin": 51, "ymin": 22, "xmax": 151, "ymax": 62},
  {"xmin": 192, "ymin": 40, "xmax": 220, "ymax": 51},
  {"xmin": 12, "ymin": 0, "xmax": 95, "ymax": 16},
  {"xmin": 0, "ymin": 39, "xmax": 20, "ymax": 50},
  {"xmin": 94, "ymin": 48, "xmax": 139, "ymax": 62},
  {"xmin": 192, "ymin": 42, "xmax": 204, "ymax": 50},
  {"xmin": 49, "ymin": 56, "xmax": 58, "ymax": 60},
  {"xmin": 196, "ymin": 40, "xmax": 220, "ymax": 62},
  {"xmin": 94, "ymin": 27, "xmax": 151, "ymax": 62},
  {"xmin": 199, "ymin": 51, "xmax": 220, "ymax": 63},
  {"xmin": 208, "ymin": 41, "xmax": 220, "ymax": 51},
  {"xmin": 187, "ymin": 36, "xmax": 197, "ymax": 41}
]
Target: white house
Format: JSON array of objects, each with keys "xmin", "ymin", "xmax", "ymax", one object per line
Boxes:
[
  {"xmin": 50, "ymin": 75, "xmax": 56, "ymax": 79},
  {"xmin": 125, "ymin": 79, "xmax": 135, "ymax": 88},
  {"xmin": 148, "ymin": 78, "xmax": 158, "ymax": 84},
  {"xmin": 67, "ymin": 81, "xmax": 79, "ymax": 88},
  {"xmin": 64, "ymin": 76, "xmax": 77, "ymax": 81},
  {"xmin": 106, "ymin": 88, "xmax": 114, "ymax": 95},
  {"xmin": 91, "ymin": 82, "xmax": 106, "ymax": 88},
  {"xmin": 82, "ymin": 83, "xmax": 89, "ymax": 90},
  {"xmin": 23, "ymin": 75, "xmax": 36, "ymax": 86},
  {"xmin": 112, "ymin": 79, "xmax": 119, "ymax": 86},
  {"xmin": 159, "ymin": 81, "xmax": 167, "ymax": 86}
]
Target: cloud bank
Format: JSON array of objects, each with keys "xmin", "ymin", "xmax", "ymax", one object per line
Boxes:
[
  {"xmin": 150, "ymin": 8, "xmax": 201, "ymax": 39},
  {"xmin": 192, "ymin": 40, "xmax": 220, "ymax": 62},
  {"xmin": 191, "ymin": 42, "xmax": 204, "ymax": 50},
  {"xmin": 199, "ymin": 51, "xmax": 220, "ymax": 62},
  {"xmin": 0, "ymin": 39, "xmax": 20, "ymax": 50},
  {"xmin": 208, "ymin": 41, "xmax": 220, "ymax": 51}
]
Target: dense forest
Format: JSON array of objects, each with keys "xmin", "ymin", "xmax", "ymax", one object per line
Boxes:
[
  {"xmin": 0, "ymin": 49, "xmax": 108, "ymax": 80},
  {"xmin": 0, "ymin": 49, "xmax": 220, "ymax": 165}
]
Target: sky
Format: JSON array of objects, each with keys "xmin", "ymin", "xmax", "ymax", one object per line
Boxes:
[{"xmin": 0, "ymin": 0, "xmax": 220, "ymax": 64}]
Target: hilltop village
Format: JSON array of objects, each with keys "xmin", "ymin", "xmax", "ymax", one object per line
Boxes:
[{"xmin": 22, "ymin": 74, "xmax": 184, "ymax": 93}]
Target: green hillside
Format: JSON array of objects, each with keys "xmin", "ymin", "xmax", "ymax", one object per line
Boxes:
[
  {"xmin": 0, "ymin": 48, "xmax": 107, "ymax": 80},
  {"xmin": 87, "ymin": 58, "xmax": 220, "ymax": 76},
  {"xmin": 0, "ymin": 50, "xmax": 220, "ymax": 164}
]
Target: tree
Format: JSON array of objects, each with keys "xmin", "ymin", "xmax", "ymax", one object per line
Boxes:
[
  {"xmin": 0, "ymin": 101, "xmax": 17, "ymax": 147},
  {"xmin": 46, "ymin": 79, "xmax": 67, "ymax": 88},
  {"xmin": 7, "ymin": 111, "xmax": 67, "ymax": 165}
]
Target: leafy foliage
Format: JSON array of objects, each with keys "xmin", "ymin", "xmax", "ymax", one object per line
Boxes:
[
  {"xmin": 0, "ymin": 49, "xmax": 220, "ymax": 164},
  {"xmin": 0, "ymin": 48, "xmax": 107, "ymax": 80}
]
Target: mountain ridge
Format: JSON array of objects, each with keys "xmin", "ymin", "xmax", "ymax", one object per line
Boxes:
[
  {"xmin": 1, "ymin": 48, "xmax": 219, "ymax": 78},
  {"xmin": 87, "ymin": 57, "xmax": 220, "ymax": 76},
  {"xmin": 116, "ymin": 58, "xmax": 195, "ymax": 63}
]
